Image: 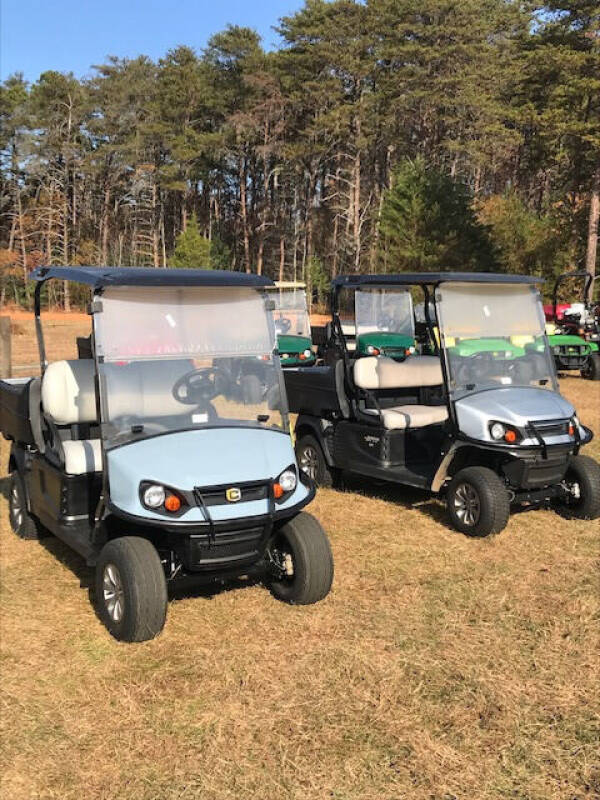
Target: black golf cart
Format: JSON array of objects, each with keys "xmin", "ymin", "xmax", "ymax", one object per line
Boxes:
[
  {"xmin": 0, "ymin": 267, "xmax": 333, "ymax": 641},
  {"xmin": 285, "ymin": 273, "xmax": 600, "ymax": 537}
]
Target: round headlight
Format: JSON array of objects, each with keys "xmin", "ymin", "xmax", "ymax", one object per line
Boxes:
[
  {"xmin": 278, "ymin": 469, "xmax": 297, "ymax": 493},
  {"xmin": 143, "ymin": 484, "xmax": 165, "ymax": 508},
  {"xmin": 490, "ymin": 422, "xmax": 505, "ymax": 440},
  {"xmin": 304, "ymin": 349, "xmax": 312, "ymax": 358}
]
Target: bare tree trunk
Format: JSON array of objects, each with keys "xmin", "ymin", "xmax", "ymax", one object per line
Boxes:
[
  {"xmin": 63, "ymin": 193, "xmax": 70, "ymax": 311},
  {"xmin": 279, "ymin": 233, "xmax": 285, "ymax": 283},
  {"xmin": 292, "ymin": 185, "xmax": 299, "ymax": 284},
  {"xmin": 239, "ymin": 155, "xmax": 251, "ymax": 273},
  {"xmin": 152, "ymin": 181, "xmax": 160, "ymax": 268},
  {"xmin": 585, "ymin": 163, "xmax": 600, "ymax": 289},
  {"xmin": 353, "ymin": 120, "xmax": 361, "ymax": 272},
  {"xmin": 17, "ymin": 189, "xmax": 27, "ymax": 283},
  {"xmin": 101, "ymin": 184, "xmax": 110, "ymax": 264}
]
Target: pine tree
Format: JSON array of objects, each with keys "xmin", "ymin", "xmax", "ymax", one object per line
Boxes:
[
  {"xmin": 169, "ymin": 215, "xmax": 211, "ymax": 268},
  {"xmin": 379, "ymin": 158, "xmax": 496, "ymax": 271}
]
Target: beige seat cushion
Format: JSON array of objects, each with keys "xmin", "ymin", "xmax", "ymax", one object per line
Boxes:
[
  {"xmin": 365, "ymin": 404, "xmax": 448, "ymax": 430},
  {"xmin": 42, "ymin": 360, "xmax": 98, "ymax": 424},
  {"xmin": 62, "ymin": 439, "xmax": 103, "ymax": 474},
  {"xmin": 354, "ymin": 355, "xmax": 443, "ymax": 390}
]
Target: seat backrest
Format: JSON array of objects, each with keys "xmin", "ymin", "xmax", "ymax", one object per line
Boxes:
[
  {"xmin": 41, "ymin": 360, "xmax": 98, "ymax": 425},
  {"xmin": 103, "ymin": 359, "xmax": 194, "ymax": 419},
  {"xmin": 353, "ymin": 355, "xmax": 443, "ymax": 390}
]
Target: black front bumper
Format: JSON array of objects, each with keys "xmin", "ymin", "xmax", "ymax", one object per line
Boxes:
[
  {"xmin": 501, "ymin": 445, "xmax": 572, "ymax": 490},
  {"xmin": 106, "ymin": 474, "xmax": 316, "ymax": 574}
]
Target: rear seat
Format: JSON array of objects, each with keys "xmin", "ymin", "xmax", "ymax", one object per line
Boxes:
[
  {"xmin": 41, "ymin": 360, "xmax": 102, "ymax": 474},
  {"xmin": 353, "ymin": 355, "xmax": 448, "ymax": 430}
]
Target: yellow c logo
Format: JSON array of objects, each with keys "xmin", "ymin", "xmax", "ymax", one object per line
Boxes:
[{"xmin": 226, "ymin": 487, "xmax": 242, "ymax": 502}]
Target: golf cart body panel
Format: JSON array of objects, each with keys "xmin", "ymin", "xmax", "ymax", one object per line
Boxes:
[
  {"xmin": 107, "ymin": 427, "xmax": 308, "ymax": 522},
  {"xmin": 455, "ymin": 387, "xmax": 579, "ymax": 446}
]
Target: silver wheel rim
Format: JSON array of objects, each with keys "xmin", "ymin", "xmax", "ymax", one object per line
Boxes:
[
  {"xmin": 454, "ymin": 482, "xmax": 481, "ymax": 527},
  {"xmin": 102, "ymin": 563, "xmax": 125, "ymax": 622},
  {"xmin": 10, "ymin": 481, "xmax": 23, "ymax": 529},
  {"xmin": 299, "ymin": 445, "xmax": 319, "ymax": 481}
]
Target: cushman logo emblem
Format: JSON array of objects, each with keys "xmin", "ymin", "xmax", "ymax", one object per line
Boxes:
[{"xmin": 226, "ymin": 487, "xmax": 242, "ymax": 502}]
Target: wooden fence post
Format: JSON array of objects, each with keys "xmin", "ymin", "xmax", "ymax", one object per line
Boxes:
[{"xmin": 0, "ymin": 316, "xmax": 12, "ymax": 378}]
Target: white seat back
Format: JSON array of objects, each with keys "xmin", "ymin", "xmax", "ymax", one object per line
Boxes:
[
  {"xmin": 41, "ymin": 360, "xmax": 98, "ymax": 425},
  {"xmin": 353, "ymin": 355, "xmax": 443, "ymax": 390}
]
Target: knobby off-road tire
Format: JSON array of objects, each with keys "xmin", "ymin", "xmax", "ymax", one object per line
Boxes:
[
  {"xmin": 269, "ymin": 512, "xmax": 334, "ymax": 605},
  {"xmin": 446, "ymin": 466, "xmax": 511, "ymax": 537},
  {"xmin": 296, "ymin": 434, "xmax": 333, "ymax": 488},
  {"xmin": 95, "ymin": 536, "xmax": 168, "ymax": 643},
  {"xmin": 554, "ymin": 455, "xmax": 600, "ymax": 520},
  {"xmin": 581, "ymin": 352, "xmax": 600, "ymax": 381},
  {"xmin": 8, "ymin": 471, "xmax": 42, "ymax": 540}
]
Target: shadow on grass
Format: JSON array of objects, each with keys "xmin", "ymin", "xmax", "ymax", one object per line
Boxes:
[
  {"xmin": 35, "ymin": 525, "xmax": 258, "ymax": 618},
  {"xmin": 336, "ymin": 472, "xmax": 449, "ymax": 526}
]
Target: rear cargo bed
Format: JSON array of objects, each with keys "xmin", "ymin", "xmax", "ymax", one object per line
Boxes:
[{"xmin": 0, "ymin": 377, "xmax": 37, "ymax": 446}]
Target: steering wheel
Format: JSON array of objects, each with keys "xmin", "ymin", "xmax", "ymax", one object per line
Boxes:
[
  {"xmin": 172, "ymin": 368, "xmax": 219, "ymax": 406},
  {"xmin": 455, "ymin": 352, "xmax": 491, "ymax": 385},
  {"xmin": 275, "ymin": 316, "xmax": 292, "ymax": 334}
]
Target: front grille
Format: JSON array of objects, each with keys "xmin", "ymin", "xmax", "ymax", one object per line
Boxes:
[
  {"xmin": 195, "ymin": 481, "xmax": 269, "ymax": 507},
  {"xmin": 530, "ymin": 419, "xmax": 570, "ymax": 438},
  {"xmin": 184, "ymin": 526, "xmax": 266, "ymax": 570}
]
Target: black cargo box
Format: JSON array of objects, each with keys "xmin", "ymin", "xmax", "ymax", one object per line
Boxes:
[
  {"xmin": 284, "ymin": 363, "xmax": 349, "ymax": 419},
  {"xmin": 0, "ymin": 378, "xmax": 37, "ymax": 446}
]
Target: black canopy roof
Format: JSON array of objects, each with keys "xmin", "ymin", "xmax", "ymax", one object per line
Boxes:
[
  {"xmin": 30, "ymin": 266, "xmax": 274, "ymax": 289},
  {"xmin": 333, "ymin": 272, "xmax": 542, "ymax": 289}
]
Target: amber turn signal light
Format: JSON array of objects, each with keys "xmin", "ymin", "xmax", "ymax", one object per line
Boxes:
[
  {"xmin": 568, "ymin": 423, "xmax": 575, "ymax": 435},
  {"xmin": 273, "ymin": 483, "xmax": 284, "ymax": 499},
  {"xmin": 164, "ymin": 493, "xmax": 182, "ymax": 512},
  {"xmin": 504, "ymin": 429, "xmax": 517, "ymax": 443}
]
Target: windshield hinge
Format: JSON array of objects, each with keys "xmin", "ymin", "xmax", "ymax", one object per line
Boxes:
[{"xmin": 88, "ymin": 300, "xmax": 103, "ymax": 314}]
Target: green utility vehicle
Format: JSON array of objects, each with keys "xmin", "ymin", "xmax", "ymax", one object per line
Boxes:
[
  {"xmin": 270, "ymin": 282, "xmax": 315, "ymax": 366},
  {"xmin": 544, "ymin": 271, "xmax": 600, "ymax": 380},
  {"xmin": 316, "ymin": 283, "xmax": 417, "ymax": 362}
]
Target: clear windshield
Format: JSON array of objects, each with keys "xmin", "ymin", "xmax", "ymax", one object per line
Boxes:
[
  {"xmin": 436, "ymin": 283, "xmax": 557, "ymax": 397},
  {"xmin": 355, "ymin": 288, "xmax": 415, "ymax": 339},
  {"xmin": 94, "ymin": 286, "xmax": 288, "ymax": 447},
  {"xmin": 270, "ymin": 288, "xmax": 311, "ymax": 339}
]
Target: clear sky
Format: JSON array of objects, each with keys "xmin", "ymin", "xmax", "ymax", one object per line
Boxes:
[{"xmin": 0, "ymin": 0, "xmax": 302, "ymax": 83}]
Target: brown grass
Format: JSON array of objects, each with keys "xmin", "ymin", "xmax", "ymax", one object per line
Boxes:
[{"xmin": 1, "ymin": 317, "xmax": 599, "ymax": 800}]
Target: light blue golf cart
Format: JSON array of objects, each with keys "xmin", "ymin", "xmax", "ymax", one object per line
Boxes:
[{"xmin": 0, "ymin": 267, "xmax": 333, "ymax": 641}]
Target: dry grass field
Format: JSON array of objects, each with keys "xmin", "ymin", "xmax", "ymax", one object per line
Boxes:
[{"xmin": 1, "ymin": 313, "xmax": 599, "ymax": 800}]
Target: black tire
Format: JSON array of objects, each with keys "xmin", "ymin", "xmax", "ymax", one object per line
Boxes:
[
  {"xmin": 296, "ymin": 433, "xmax": 333, "ymax": 487},
  {"xmin": 95, "ymin": 537, "xmax": 168, "ymax": 642},
  {"xmin": 554, "ymin": 454, "xmax": 600, "ymax": 520},
  {"xmin": 8, "ymin": 471, "xmax": 41, "ymax": 540},
  {"xmin": 268, "ymin": 512, "xmax": 334, "ymax": 605},
  {"xmin": 581, "ymin": 352, "xmax": 600, "ymax": 381},
  {"xmin": 241, "ymin": 374, "xmax": 263, "ymax": 404},
  {"xmin": 446, "ymin": 466, "xmax": 510, "ymax": 537}
]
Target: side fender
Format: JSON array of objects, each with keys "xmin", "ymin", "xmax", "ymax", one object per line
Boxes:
[{"xmin": 294, "ymin": 415, "xmax": 335, "ymax": 466}]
